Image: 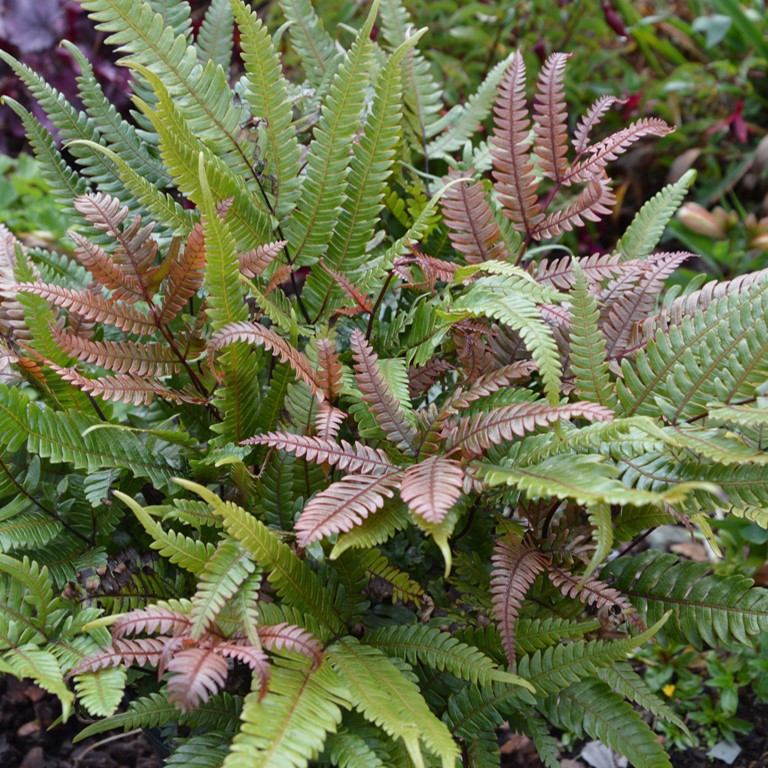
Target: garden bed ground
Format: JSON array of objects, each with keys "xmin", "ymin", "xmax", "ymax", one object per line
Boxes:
[{"xmin": 2, "ymin": 674, "xmax": 766, "ymax": 767}]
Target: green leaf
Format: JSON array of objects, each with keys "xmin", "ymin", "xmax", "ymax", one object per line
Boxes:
[{"xmin": 615, "ymin": 170, "xmax": 696, "ymax": 261}]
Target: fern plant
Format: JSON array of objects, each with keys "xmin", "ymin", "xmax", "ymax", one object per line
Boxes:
[{"xmin": 0, "ymin": 1, "xmax": 767, "ymax": 766}]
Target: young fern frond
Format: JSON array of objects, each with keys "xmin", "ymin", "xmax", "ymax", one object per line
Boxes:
[
  {"xmin": 490, "ymin": 51, "xmax": 543, "ymax": 238},
  {"xmin": 567, "ymin": 263, "xmax": 616, "ymax": 409},
  {"xmin": 533, "ymin": 52, "xmax": 571, "ymax": 184}
]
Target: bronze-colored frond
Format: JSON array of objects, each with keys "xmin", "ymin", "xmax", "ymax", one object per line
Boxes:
[
  {"xmin": 315, "ymin": 402, "xmax": 345, "ymax": 440},
  {"xmin": 444, "ymin": 401, "xmax": 614, "ymax": 456},
  {"xmin": 17, "ymin": 283, "xmax": 157, "ymax": 335},
  {"xmin": 68, "ymin": 232, "xmax": 145, "ymax": 302},
  {"xmin": 491, "ymin": 534, "xmax": 550, "ymax": 666},
  {"xmin": 238, "ymin": 240, "xmax": 287, "ymax": 278},
  {"xmin": 166, "ymin": 647, "xmax": 229, "ymax": 712},
  {"xmin": 51, "ymin": 326, "xmax": 182, "ymax": 377},
  {"xmin": 533, "ymin": 253, "xmax": 630, "ymax": 290},
  {"xmin": 350, "ymin": 329, "xmax": 419, "ymax": 454},
  {"xmin": 533, "ymin": 52, "xmax": 571, "ymax": 183},
  {"xmin": 572, "ymin": 95, "xmax": 622, "ymax": 155},
  {"xmin": 316, "ymin": 338, "xmax": 344, "ymax": 402},
  {"xmin": 159, "ymin": 223, "xmax": 207, "ymax": 324},
  {"xmin": 399, "ymin": 456, "xmax": 464, "ymax": 524},
  {"xmin": 244, "ymin": 433, "xmax": 395, "ymax": 475},
  {"xmin": 602, "ymin": 251, "xmax": 691, "ymax": 360},
  {"xmin": 532, "ymin": 177, "xmax": 616, "ymax": 240},
  {"xmin": 208, "ymin": 321, "xmax": 322, "ymax": 398},
  {"xmin": 548, "ymin": 566, "xmax": 645, "ymax": 631},
  {"xmin": 295, "ymin": 469, "xmax": 403, "ymax": 546},
  {"xmin": 490, "ymin": 50, "xmax": 543, "ymax": 237},
  {"xmin": 564, "ymin": 118, "xmax": 673, "ymax": 186},
  {"xmin": 257, "ymin": 622, "xmax": 323, "ymax": 667},
  {"xmin": 75, "ymin": 193, "xmax": 158, "ymax": 277},
  {"xmin": 440, "ymin": 169, "xmax": 508, "ymax": 264},
  {"xmin": 407, "ymin": 359, "xmax": 453, "ymax": 398}
]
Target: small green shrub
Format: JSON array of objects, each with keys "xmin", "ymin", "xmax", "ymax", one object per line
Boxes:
[{"xmin": 0, "ymin": 1, "xmax": 767, "ymax": 766}]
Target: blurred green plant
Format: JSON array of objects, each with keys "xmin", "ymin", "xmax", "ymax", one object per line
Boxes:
[{"xmin": 0, "ymin": 153, "xmax": 69, "ymax": 240}]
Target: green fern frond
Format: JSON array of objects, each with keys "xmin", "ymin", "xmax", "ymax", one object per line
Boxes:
[
  {"xmin": 479, "ymin": 454, "xmax": 711, "ymax": 508},
  {"xmin": 175, "ymin": 480, "xmax": 344, "ymax": 637},
  {"xmin": 2, "ymin": 98, "xmax": 89, "ymax": 216},
  {"xmin": 74, "ymin": 691, "xmax": 243, "ymax": 742},
  {"xmin": 63, "ymin": 42, "xmax": 170, "ymax": 187},
  {"xmin": 329, "ymin": 500, "xmax": 410, "ymax": 558},
  {"xmin": 116, "ymin": 492, "xmax": 216, "ymax": 574},
  {"xmin": 618, "ymin": 280, "xmax": 768, "ymax": 420},
  {"xmin": 542, "ymin": 679, "xmax": 671, "ymax": 768},
  {"xmin": 197, "ymin": 0, "xmax": 234, "ymax": 69},
  {"xmin": 615, "ymin": 170, "xmax": 696, "ymax": 261},
  {"xmin": 233, "ymin": 0, "xmax": 301, "ymax": 219},
  {"xmin": 135, "ymin": 71, "xmax": 272, "ymax": 248},
  {"xmin": 366, "ymin": 625, "xmax": 533, "ymax": 689},
  {"xmin": 223, "ymin": 657, "xmax": 347, "ymax": 768},
  {"xmin": 0, "ymin": 384, "xmax": 174, "ymax": 488},
  {"xmin": 454, "ymin": 291, "xmax": 561, "ymax": 405},
  {"xmin": 73, "ymin": 666, "xmax": 127, "ymax": 717},
  {"xmin": 328, "ymin": 638, "xmax": 460, "ymax": 768},
  {"xmin": 379, "ymin": 0, "xmax": 443, "ymax": 145},
  {"xmin": 0, "ymin": 645, "xmax": 74, "ymax": 720},
  {"xmin": 79, "ymin": 0, "xmax": 246, "ymax": 162},
  {"xmin": 568, "ymin": 263, "xmax": 616, "ymax": 409},
  {"xmin": 277, "ymin": 0, "xmax": 341, "ymax": 89},
  {"xmin": 517, "ymin": 614, "xmax": 667, "ymax": 696},
  {"xmin": 286, "ymin": 1, "xmax": 378, "ymax": 266},
  {"xmin": 603, "ymin": 551, "xmax": 768, "ymax": 648},
  {"xmin": 190, "ymin": 538, "xmax": 257, "ymax": 638},
  {"xmin": 596, "ymin": 661, "xmax": 692, "ymax": 742},
  {"xmin": 427, "ymin": 53, "xmax": 515, "ymax": 157},
  {"xmin": 303, "ymin": 31, "xmax": 423, "ymax": 319},
  {"xmin": 515, "ymin": 617, "xmax": 601, "ymax": 654}
]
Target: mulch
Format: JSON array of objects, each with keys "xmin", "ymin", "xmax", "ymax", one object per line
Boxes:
[{"xmin": 2, "ymin": 673, "xmax": 766, "ymax": 767}]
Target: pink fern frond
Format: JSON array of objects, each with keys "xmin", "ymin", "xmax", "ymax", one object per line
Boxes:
[
  {"xmin": 533, "ymin": 52, "xmax": 571, "ymax": 183},
  {"xmin": 166, "ymin": 647, "xmax": 229, "ymax": 712},
  {"xmin": 572, "ymin": 95, "xmax": 622, "ymax": 156},
  {"xmin": 440, "ymin": 169, "xmax": 509, "ymax": 264},
  {"xmin": 238, "ymin": 240, "xmax": 287, "ymax": 278},
  {"xmin": 490, "ymin": 50, "xmax": 544, "ymax": 237},
  {"xmin": 51, "ymin": 326, "xmax": 182, "ymax": 377},
  {"xmin": 491, "ymin": 535, "xmax": 550, "ymax": 666},
  {"xmin": 399, "ymin": 456, "xmax": 464, "ymax": 524},
  {"xmin": 295, "ymin": 469, "xmax": 402, "ymax": 546},
  {"xmin": 350, "ymin": 329, "xmax": 419, "ymax": 454},
  {"xmin": 532, "ymin": 177, "xmax": 616, "ymax": 240},
  {"xmin": 159, "ymin": 223, "xmax": 207, "ymax": 323},
  {"xmin": 444, "ymin": 401, "xmax": 614, "ymax": 456},
  {"xmin": 564, "ymin": 118, "xmax": 674, "ymax": 186},
  {"xmin": 16, "ymin": 283, "xmax": 157, "ymax": 336},
  {"xmin": 257, "ymin": 622, "xmax": 323, "ymax": 667},
  {"xmin": 243, "ymin": 433, "xmax": 395, "ymax": 475},
  {"xmin": 208, "ymin": 321, "xmax": 323, "ymax": 399}
]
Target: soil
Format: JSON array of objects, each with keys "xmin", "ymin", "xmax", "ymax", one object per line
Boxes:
[
  {"xmin": 0, "ymin": 677, "xmax": 158, "ymax": 768},
  {"xmin": 1, "ymin": 674, "xmax": 766, "ymax": 767}
]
